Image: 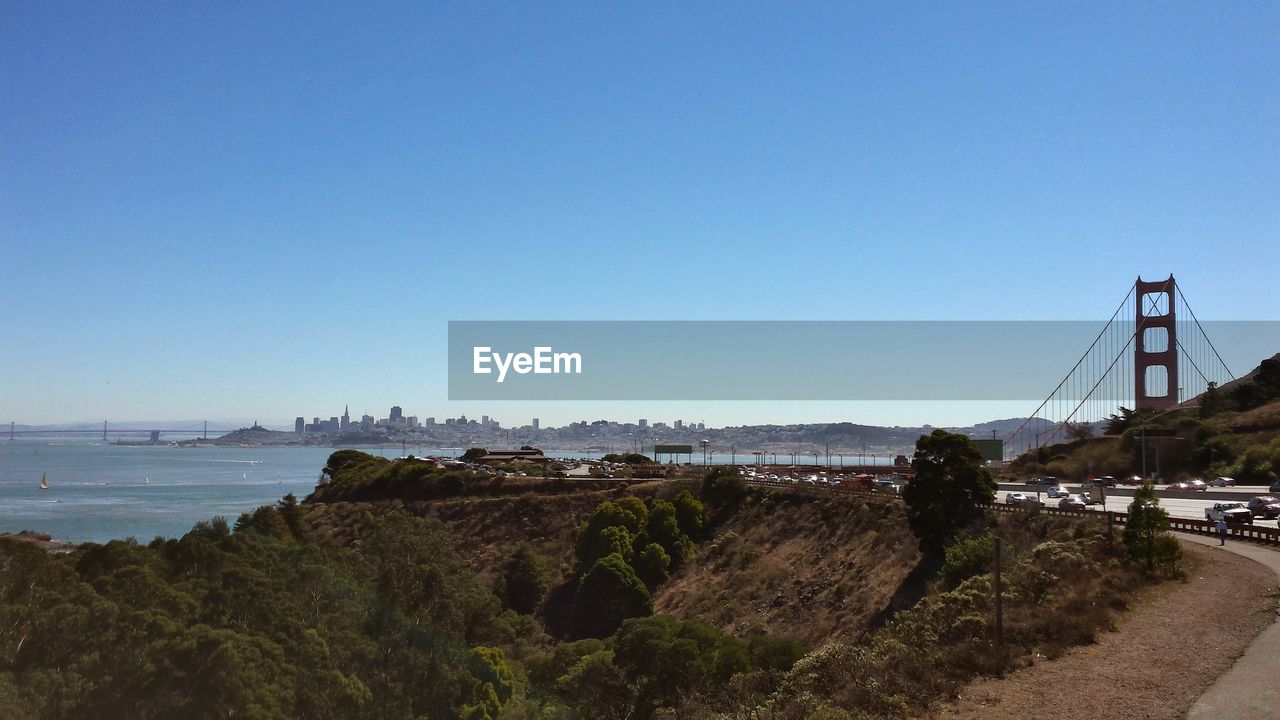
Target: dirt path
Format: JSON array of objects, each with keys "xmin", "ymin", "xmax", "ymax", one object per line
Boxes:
[
  {"xmin": 931, "ymin": 541, "xmax": 1278, "ymax": 720},
  {"xmin": 1184, "ymin": 535, "xmax": 1280, "ymax": 719}
]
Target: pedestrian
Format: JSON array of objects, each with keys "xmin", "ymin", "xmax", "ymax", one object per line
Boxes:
[{"xmin": 1216, "ymin": 517, "xmax": 1228, "ymax": 545}]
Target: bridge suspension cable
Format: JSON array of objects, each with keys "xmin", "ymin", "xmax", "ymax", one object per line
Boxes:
[{"xmin": 1003, "ymin": 276, "xmax": 1234, "ymax": 460}]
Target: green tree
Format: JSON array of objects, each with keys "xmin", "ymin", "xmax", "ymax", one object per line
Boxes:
[
  {"xmin": 701, "ymin": 466, "xmax": 747, "ymax": 506},
  {"xmin": 495, "ymin": 543, "xmax": 550, "ymax": 615},
  {"xmin": 556, "ymin": 650, "xmax": 634, "ymax": 720},
  {"xmin": 643, "ymin": 500, "xmax": 695, "ymax": 568},
  {"xmin": 1123, "ymin": 482, "xmax": 1181, "ymax": 573},
  {"xmin": 460, "ymin": 447, "xmax": 489, "ymax": 463},
  {"xmin": 610, "ymin": 615, "xmax": 752, "ymax": 719},
  {"xmin": 574, "ymin": 554, "xmax": 652, "ymax": 637},
  {"xmin": 671, "ymin": 490, "xmax": 705, "ymax": 539},
  {"xmin": 902, "ymin": 430, "xmax": 997, "ymax": 552},
  {"xmin": 633, "ymin": 543, "xmax": 671, "ymax": 590}
]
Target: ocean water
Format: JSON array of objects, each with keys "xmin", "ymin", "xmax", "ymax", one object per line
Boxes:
[
  {"xmin": 0, "ymin": 440, "xmax": 894, "ymax": 544},
  {"xmin": 0, "ymin": 440, "xmax": 342, "ymax": 544}
]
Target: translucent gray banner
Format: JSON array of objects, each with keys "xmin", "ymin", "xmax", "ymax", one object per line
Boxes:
[{"xmin": 447, "ymin": 321, "xmax": 1279, "ymax": 401}]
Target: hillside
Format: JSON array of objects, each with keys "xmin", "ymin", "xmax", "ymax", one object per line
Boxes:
[
  {"xmin": 655, "ymin": 490, "xmax": 917, "ymax": 644},
  {"xmin": 301, "ymin": 477, "xmax": 918, "ymax": 646}
]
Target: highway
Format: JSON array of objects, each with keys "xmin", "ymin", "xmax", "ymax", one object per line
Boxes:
[{"xmin": 997, "ymin": 483, "xmax": 1280, "ymax": 525}]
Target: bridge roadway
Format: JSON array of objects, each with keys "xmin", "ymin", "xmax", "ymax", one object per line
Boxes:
[{"xmin": 998, "ymin": 482, "xmax": 1280, "ymax": 525}]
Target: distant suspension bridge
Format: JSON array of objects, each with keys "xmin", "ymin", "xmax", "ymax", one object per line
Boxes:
[
  {"xmin": 5, "ymin": 421, "xmax": 241, "ymax": 442},
  {"xmin": 1003, "ymin": 274, "xmax": 1235, "ymax": 458}
]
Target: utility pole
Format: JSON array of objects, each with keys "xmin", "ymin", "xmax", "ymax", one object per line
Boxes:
[{"xmin": 994, "ymin": 537, "xmax": 1004, "ymax": 647}]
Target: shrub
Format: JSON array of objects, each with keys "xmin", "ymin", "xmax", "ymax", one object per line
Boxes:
[{"xmin": 939, "ymin": 533, "xmax": 995, "ymax": 589}]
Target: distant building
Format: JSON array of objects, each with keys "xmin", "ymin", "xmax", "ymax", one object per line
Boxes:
[
  {"xmin": 639, "ymin": 419, "xmax": 648, "ymax": 428},
  {"xmin": 305, "ymin": 416, "xmax": 340, "ymax": 433},
  {"xmin": 390, "ymin": 406, "xmax": 403, "ymax": 424},
  {"xmin": 406, "ymin": 416, "xmax": 418, "ymax": 428},
  {"xmin": 340, "ymin": 405, "xmax": 350, "ymax": 430},
  {"xmin": 532, "ymin": 418, "xmax": 539, "ymax": 430},
  {"xmin": 294, "ymin": 417, "xmax": 305, "ymax": 434},
  {"xmin": 425, "ymin": 417, "xmax": 436, "ymax": 426},
  {"xmin": 482, "ymin": 415, "xmax": 489, "ymax": 429},
  {"xmin": 674, "ymin": 420, "xmax": 684, "ymax": 430}
]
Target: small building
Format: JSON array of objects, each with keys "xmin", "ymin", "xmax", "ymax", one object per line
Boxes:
[{"xmin": 478, "ymin": 449, "xmax": 551, "ymax": 465}]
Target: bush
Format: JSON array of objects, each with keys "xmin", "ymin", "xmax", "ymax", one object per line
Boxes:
[
  {"xmin": 496, "ymin": 543, "xmax": 550, "ymax": 615},
  {"xmin": 939, "ymin": 533, "xmax": 995, "ymax": 589},
  {"xmin": 575, "ymin": 554, "xmax": 653, "ymax": 638},
  {"xmin": 702, "ymin": 466, "xmax": 748, "ymax": 506}
]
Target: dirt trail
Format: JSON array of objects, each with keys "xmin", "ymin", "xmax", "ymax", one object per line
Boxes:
[{"xmin": 932, "ymin": 541, "xmax": 1277, "ymax": 720}]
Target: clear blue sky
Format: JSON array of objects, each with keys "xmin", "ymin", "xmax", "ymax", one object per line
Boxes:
[{"xmin": 2, "ymin": 1, "xmax": 1277, "ymax": 428}]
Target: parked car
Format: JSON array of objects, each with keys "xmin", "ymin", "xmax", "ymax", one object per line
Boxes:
[
  {"xmin": 1205, "ymin": 502, "xmax": 1254, "ymax": 524},
  {"xmin": 1058, "ymin": 495, "xmax": 1087, "ymax": 510},
  {"xmin": 1046, "ymin": 485, "xmax": 1071, "ymax": 498},
  {"xmin": 1246, "ymin": 496, "xmax": 1280, "ymax": 519},
  {"xmin": 1211, "ymin": 476, "xmax": 1237, "ymax": 487}
]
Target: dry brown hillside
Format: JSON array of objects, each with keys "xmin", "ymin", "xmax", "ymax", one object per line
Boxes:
[
  {"xmin": 656, "ymin": 490, "xmax": 918, "ymax": 645},
  {"xmin": 302, "ymin": 479, "xmax": 920, "ymax": 647}
]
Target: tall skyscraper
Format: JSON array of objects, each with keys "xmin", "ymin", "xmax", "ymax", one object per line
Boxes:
[
  {"xmin": 482, "ymin": 415, "xmax": 490, "ymax": 429},
  {"xmin": 532, "ymin": 418, "xmax": 539, "ymax": 430},
  {"xmin": 295, "ymin": 417, "xmax": 305, "ymax": 434},
  {"xmin": 340, "ymin": 405, "xmax": 350, "ymax": 430},
  {"xmin": 390, "ymin": 406, "xmax": 403, "ymax": 423}
]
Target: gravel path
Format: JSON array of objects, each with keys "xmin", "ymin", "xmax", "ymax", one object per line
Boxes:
[{"xmin": 931, "ymin": 541, "xmax": 1278, "ymax": 720}]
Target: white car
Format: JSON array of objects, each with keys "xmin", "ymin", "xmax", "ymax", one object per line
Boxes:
[
  {"xmin": 1046, "ymin": 486, "xmax": 1070, "ymax": 498},
  {"xmin": 1210, "ymin": 476, "xmax": 1237, "ymax": 487},
  {"xmin": 1005, "ymin": 492, "xmax": 1029, "ymax": 504},
  {"xmin": 1205, "ymin": 502, "xmax": 1253, "ymax": 524}
]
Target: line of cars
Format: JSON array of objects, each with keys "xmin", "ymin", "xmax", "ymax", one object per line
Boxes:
[
  {"xmin": 1005, "ymin": 488, "xmax": 1094, "ymax": 511},
  {"xmin": 741, "ymin": 467, "xmax": 905, "ymax": 492},
  {"xmin": 1204, "ymin": 496, "xmax": 1280, "ymax": 525}
]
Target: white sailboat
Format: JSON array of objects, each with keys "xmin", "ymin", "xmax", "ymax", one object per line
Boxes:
[{"xmin": 40, "ymin": 473, "xmax": 49, "ymax": 490}]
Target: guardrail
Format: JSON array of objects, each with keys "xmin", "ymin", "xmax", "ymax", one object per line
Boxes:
[{"xmin": 977, "ymin": 501, "xmax": 1280, "ymax": 546}]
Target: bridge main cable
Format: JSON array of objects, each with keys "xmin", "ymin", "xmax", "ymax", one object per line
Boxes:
[{"xmin": 1003, "ymin": 285, "xmax": 1135, "ymax": 448}]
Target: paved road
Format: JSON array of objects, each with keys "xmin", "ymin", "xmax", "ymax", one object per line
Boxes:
[
  {"xmin": 1182, "ymin": 534, "xmax": 1280, "ymax": 720},
  {"xmin": 1000, "ymin": 483, "xmax": 1280, "ymax": 526}
]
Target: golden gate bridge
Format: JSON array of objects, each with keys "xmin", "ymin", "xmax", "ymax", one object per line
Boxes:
[{"xmin": 1004, "ymin": 274, "xmax": 1235, "ymax": 457}]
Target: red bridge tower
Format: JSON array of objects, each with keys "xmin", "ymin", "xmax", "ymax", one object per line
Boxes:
[{"xmin": 1134, "ymin": 275, "xmax": 1178, "ymax": 411}]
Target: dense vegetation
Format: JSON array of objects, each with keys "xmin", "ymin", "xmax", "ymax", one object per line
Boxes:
[{"xmin": 1, "ymin": 445, "xmax": 1174, "ymax": 719}]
